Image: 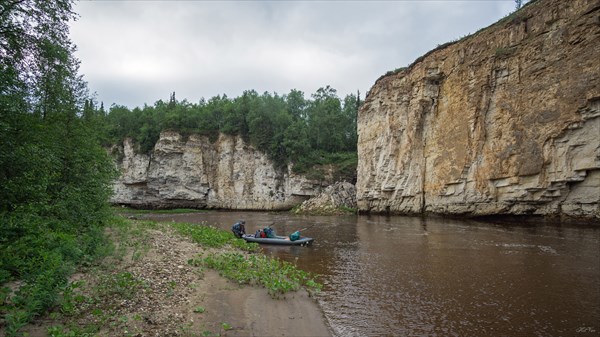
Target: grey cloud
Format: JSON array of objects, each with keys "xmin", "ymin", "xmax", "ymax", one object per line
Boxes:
[{"xmin": 70, "ymin": 1, "xmax": 520, "ymax": 108}]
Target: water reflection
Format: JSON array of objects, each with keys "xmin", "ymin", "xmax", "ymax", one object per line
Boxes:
[{"xmin": 140, "ymin": 211, "xmax": 600, "ymax": 337}]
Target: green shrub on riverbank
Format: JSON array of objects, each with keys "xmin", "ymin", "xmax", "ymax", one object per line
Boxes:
[
  {"xmin": 0, "ymin": 1, "xmax": 117, "ymax": 335},
  {"xmin": 0, "ymin": 216, "xmax": 114, "ymax": 336},
  {"xmin": 170, "ymin": 222, "xmax": 260, "ymax": 252},
  {"xmin": 197, "ymin": 252, "xmax": 322, "ymax": 297},
  {"xmin": 2, "ymin": 217, "xmax": 321, "ymax": 335},
  {"xmin": 171, "ymin": 221, "xmax": 322, "ymax": 297}
]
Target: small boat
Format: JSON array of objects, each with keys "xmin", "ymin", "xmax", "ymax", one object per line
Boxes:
[{"xmin": 242, "ymin": 234, "xmax": 314, "ymax": 246}]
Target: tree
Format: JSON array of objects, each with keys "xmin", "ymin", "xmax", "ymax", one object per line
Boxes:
[
  {"xmin": 0, "ymin": 1, "xmax": 116, "ymax": 331},
  {"xmin": 307, "ymin": 86, "xmax": 345, "ymax": 152},
  {"xmin": 168, "ymin": 91, "xmax": 176, "ymax": 110},
  {"xmin": 222, "ymin": 91, "xmax": 253, "ymax": 136},
  {"xmin": 286, "ymin": 89, "xmax": 307, "ymax": 121},
  {"xmin": 94, "ymin": 86, "xmax": 358, "ymax": 175},
  {"xmin": 515, "ymin": 0, "xmax": 523, "ymax": 10},
  {"xmin": 341, "ymin": 93, "xmax": 359, "ymax": 151}
]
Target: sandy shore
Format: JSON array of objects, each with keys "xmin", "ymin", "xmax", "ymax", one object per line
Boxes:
[
  {"xmin": 199, "ymin": 272, "xmax": 330, "ymax": 337},
  {"xmin": 19, "ymin": 222, "xmax": 331, "ymax": 336}
]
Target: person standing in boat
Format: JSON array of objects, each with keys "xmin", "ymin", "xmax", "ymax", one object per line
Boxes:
[{"xmin": 231, "ymin": 220, "xmax": 246, "ymax": 238}]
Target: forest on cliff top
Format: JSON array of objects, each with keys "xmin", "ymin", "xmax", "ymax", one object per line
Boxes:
[{"xmin": 85, "ymin": 86, "xmax": 359, "ymax": 179}]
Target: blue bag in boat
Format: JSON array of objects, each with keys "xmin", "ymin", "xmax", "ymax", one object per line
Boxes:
[{"xmin": 263, "ymin": 227, "xmax": 275, "ymax": 238}]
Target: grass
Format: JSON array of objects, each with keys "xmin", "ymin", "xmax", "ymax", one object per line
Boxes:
[
  {"xmin": 33, "ymin": 220, "xmax": 171, "ymax": 336},
  {"xmin": 95, "ymin": 272, "xmax": 146, "ymax": 300},
  {"xmin": 2, "ymin": 216, "xmax": 319, "ymax": 335},
  {"xmin": 43, "ymin": 266, "xmax": 148, "ymax": 336},
  {"xmin": 170, "ymin": 221, "xmax": 260, "ymax": 252},
  {"xmin": 495, "ymin": 46, "xmax": 516, "ymax": 58},
  {"xmin": 171, "ymin": 222, "xmax": 322, "ymax": 297},
  {"xmin": 0, "ymin": 212, "xmax": 116, "ymax": 336},
  {"xmin": 194, "ymin": 252, "xmax": 322, "ymax": 298},
  {"xmin": 384, "ymin": 67, "xmax": 407, "ymax": 77},
  {"xmin": 172, "ymin": 221, "xmax": 322, "ymax": 297}
]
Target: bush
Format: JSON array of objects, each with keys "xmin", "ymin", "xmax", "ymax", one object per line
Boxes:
[
  {"xmin": 201, "ymin": 252, "xmax": 322, "ymax": 297},
  {"xmin": 170, "ymin": 222, "xmax": 259, "ymax": 252}
]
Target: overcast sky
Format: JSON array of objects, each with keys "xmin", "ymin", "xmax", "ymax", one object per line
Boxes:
[{"xmin": 69, "ymin": 0, "xmax": 524, "ymax": 109}]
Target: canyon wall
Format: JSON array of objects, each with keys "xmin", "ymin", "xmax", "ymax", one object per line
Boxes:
[
  {"xmin": 112, "ymin": 132, "xmax": 328, "ymax": 210},
  {"xmin": 357, "ymin": 0, "xmax": 600, "ymax": 219}
]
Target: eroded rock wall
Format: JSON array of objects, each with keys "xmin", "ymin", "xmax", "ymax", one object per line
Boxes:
[
  {"xmin": 357, "ymin": 0, "xmax": 600, "ymax": 219},
  {"xmin": 112, "ymin": 132, "xmax": 327, "ymax": 210},
  {"xmin": 293, "ymin": 182, "xmax": 357, "ymax": 215}
]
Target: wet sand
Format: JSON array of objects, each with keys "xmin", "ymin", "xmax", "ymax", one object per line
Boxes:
[
  {"xmin": 15, "ymin": 222, "xmax": 331, "ymax": 336},
  {"xmin": 198, "ymin": 271, "xmax": 331, "ymax": 336}
]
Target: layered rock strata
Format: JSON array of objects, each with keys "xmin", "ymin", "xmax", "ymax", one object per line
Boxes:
[
  {"xmin": 357, "ymin": 0, "xmax": 600, "ymax": 219},
  {"xmin": 112, "ymin": 132, "xmax": 328, "ymax": 210},
  {"xmin": 293, "ymin": 182, "xmax": 357, "ymax": 215}
]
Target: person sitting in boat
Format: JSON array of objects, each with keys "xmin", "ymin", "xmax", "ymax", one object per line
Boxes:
[
  {"xmin": 231, "ymin": 220, "xmax": 246, "ymax": 238},
  {"xmin": 255, "ymin": 228, "xmax": 265, "ymax": 238}
]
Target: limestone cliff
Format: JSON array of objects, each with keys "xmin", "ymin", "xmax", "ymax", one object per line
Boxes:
[
  {"xmin": 293, "ymin": 182, "xmax": 357, "ymax": 215},
  {"xmin": 111, "ymin": 132, "xmax": 328, "ymax": 210},
  {"xmin": 357, "ymin": 0, "xmax": 600, "ymax": 219}
]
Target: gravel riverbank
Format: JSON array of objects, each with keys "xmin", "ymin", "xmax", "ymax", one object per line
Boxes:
[{"xmin": 18, "ymin": 220, "xmax": 331, "ymax": 337}]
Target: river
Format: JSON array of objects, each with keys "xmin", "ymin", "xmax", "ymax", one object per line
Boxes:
[{"xmin": 141, "ymin": 211, "xmax": 600, "ymax": 337}]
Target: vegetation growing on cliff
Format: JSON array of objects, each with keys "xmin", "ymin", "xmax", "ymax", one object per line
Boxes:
[
  {"xmin": 0, "ymin": 1, "xmax": 116, "ymax": 334},
  {"xmin": 87, "ymin": 86, "xmax": 359, "ymax": 180}
]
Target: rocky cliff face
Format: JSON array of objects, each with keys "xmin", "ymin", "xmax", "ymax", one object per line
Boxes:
[
  {"xmin": 293, "ymin": 182, "xmax": 357, "ymax": 215},
  {"xmin": 357, "ymin": 0, "xmax": 600, "ymax": 219},
  {"xmin": 112, "ymin": 132, "xmax": 328, "ymax": 210}
]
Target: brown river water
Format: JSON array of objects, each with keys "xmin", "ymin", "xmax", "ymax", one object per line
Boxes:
[{"xmin": 141, "ymin": 211, "xmax": 600, "ymax": 337}]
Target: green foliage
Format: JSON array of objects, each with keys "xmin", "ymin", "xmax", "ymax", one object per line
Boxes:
[
  {"xmin": 178, "ymin": 219, "xmax": 322, "ymax": 297},
  {"xmin": 31, "ymin": 218, "xmax": 321, "ymax": 335},
  {"xmin": 337, "ymin": 205, "xmax": 358, "ymax": 214},
  {"xmin": 0, "ymin": 214, "xmax": 112, "ymax": 335},
  {"xmin": 97, "ymin": 87, "xmax": 358, "ymax": 179},
  {"xmin": 96, "ymin": 272, "xmax": 146, "ymax": 300},
  {"xmin": 59, "ymin": 281, "xmax": 86, "ymax": 316},
  {"xmin": 47, "ymin": 325, "xmax": 97, "ymax": 337},
  {"xmin": 202, "ymin": 252, "xmax": 322, "ymax": 297},
  {"xmin": 171, "ymin": 222, "xmax": 259, "ymax": 252},
  {"xmin": 495, "ymin": 46, "xmax": 516, "ymax": 58},
  {"xmin": 385, "ymin": 67, "xmax": 407, "ymax": 77},
  {"xmin": 0, "ymin": 0, "xmax": 117, "ymax": 334},
  {"xmin": 292, "ymin": 151, "xmax": 357, "ymax": 182}
]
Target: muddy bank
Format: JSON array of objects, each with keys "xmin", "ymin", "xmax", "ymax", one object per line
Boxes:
[{"xmin": 18, "ymin": 221, "xmax": 331, "ymax": 337}]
